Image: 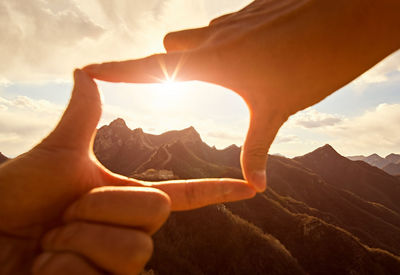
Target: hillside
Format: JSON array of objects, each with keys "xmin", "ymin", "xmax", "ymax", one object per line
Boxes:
[
  {"xmin": 295, "ymin": 145, "xmax": 400, "ymax": 213},
  {"xmin": 93, "ymin": 119, "xmax": 400, "ymax": 274},
  {"xmin": 383, "ymin": 162, "xmax": 400, "ymax": 176},
  {"xmin": 0, "ymin": 152, "xmax": 8, "ymax": 164},
  {"xmin": 348, "ymin": 153, "xmax": 400, "ymax": 175},
  {"xmin": 94, "ymin": 119, "xmax": 242, "ymax": 179}
]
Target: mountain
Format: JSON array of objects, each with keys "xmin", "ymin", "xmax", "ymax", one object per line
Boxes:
[
  {"xmin": 267, "ymin": 155, "xmax": 400, "ymax": 256},
  {"xmin": 295, "ymin": 144, "xmax": 400, "ymax": 213},
  {"xmin": 348, "ymin": 153, "xmax": 400, "ymax": 175},
  {"xmin": 383, "ymin": 162, "xmax": 400, "ymax": 176},
  {"xmin": 0, "ymin": 152, "xmax": 8, "ymax": 164},
  {"xmin": 93, "ymin": 119, "xmax": 400, "ymax": 274},
  {"xmin": 135, "ymin": 140, "xmax": 242, "ymax": 179},
  {"xmin": 147, "ymin": 204, "xmax": 307, "ymax": 275},
  {"xmin": 348, "ymin": 153, "xmax": 390, "ymax": 168},
  {"xmin": 386, "ymin": 153, "xmax": 400, "ymax": 164},
  {"xmin": 94, "ymin": 119, "xmax": 242, "ymax": 180}
]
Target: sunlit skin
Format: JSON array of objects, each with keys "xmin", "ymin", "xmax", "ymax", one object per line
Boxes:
[
  {"xmin": 0, "ymin": 70, "xmax": 255, "ymax": 275},
  {"xmin": 83, "ymin": 0, "xmax": 400, "ymax": 192}
]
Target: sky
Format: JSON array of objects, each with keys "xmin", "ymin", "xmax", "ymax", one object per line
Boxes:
[{"xmin": 1, "ymin": 0, "xmax": 400, "ymax": 158}]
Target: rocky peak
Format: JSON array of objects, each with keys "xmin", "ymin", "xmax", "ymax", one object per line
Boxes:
[
  {"xmin": 180, "ymin": 126, "xmax": 201, "ymax": 142},
  {"xmin": 294, "ymin": 144, "xmax": 343, "ymax": 164},
  {"xmin": 109, "ymin": 118, "xmax": 128, "ymax": 129},
  {"xmin": 386, "ymin": 153, "xmax": 400, "ymax": 164},
  {"xmin": 224, "ymin": 144, "xmax": 240, "ymax": 151},
  {"xmin": 314, "ymin": 144, "xmax": 340, "ymax": 157},
  {"xmin": 133, "ymin": 127, "xmax": 144, "ymax": 134},
  {"xmin": 367, "ymin": 153, "xmax": 383, "ymax": 160}
]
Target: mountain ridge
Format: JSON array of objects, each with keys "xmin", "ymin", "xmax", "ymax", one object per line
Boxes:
[
  {"xmin": 348, "ymin": 152, "xmax": 400, "ymax": 175},
  {"xmin": 94, "ymin": 119, "xmax": 243, "ymax": 180},
  {"xmin": 91, "ymin": 118, "xmax": 400, "ymax": 274}
]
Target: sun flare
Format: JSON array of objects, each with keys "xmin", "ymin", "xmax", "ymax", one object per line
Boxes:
[{"xmin": 151, "ymin": 80, "xmax": 185, "ymax": 109}]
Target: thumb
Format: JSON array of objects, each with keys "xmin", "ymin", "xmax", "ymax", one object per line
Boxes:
[
  {"xmin": 241, "ymin": 109, "xmax": 286, "ymax": 192},
  {"xmin": 163, "ymin": 27, "xmax": 211, "ymax": 52},
  {"xmin": 42, "ymin": 69, "xmax": 102, "ymax": 152}
]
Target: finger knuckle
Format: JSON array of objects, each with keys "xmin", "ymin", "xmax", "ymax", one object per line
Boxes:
[
  {"xmin": 245, "ymin": 144, "xmax": 268, "ymax": 159},
  {"xmin": 125, "ymin": 233, "xmax": 153, "ymax": 272},
  {"xmin": 56, "ymin": 222, "xmax": 85, "ymax": 247},
  {"xmin": 149, "ymin": 190, "xmax": 171, "ymax": 219},
  {"xmin": 184, "ymin": 180, "xmax": 198, "ymax": 209}
]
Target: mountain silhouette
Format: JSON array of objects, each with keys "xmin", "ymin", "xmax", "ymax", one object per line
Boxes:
[
  {"xmin": 93, "ymin": 119, "xmax": 400, "ymax": 275},
  {"xmin": 385, "ymin": 153, "xmax": 400, "ymax": 164},
  {"xmin": 94, "ymin": 119, "xmax": 242, "ymax": 180},
  {"xmin": 383, "ymin": 162, "xmax": 400, "ymax": 176},
  {"xmin": 0, "ymin": 152, "xmax": 8, "ymax": 164},
  {"xmin": 295, "ymin": 144, "xmax": 400, "ymax": 213},
  {"xmin": 349, "ymin": 153, "xmax": 400, "ymax": 175}
]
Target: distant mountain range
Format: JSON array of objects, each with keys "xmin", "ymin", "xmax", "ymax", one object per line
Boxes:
[
  {"xmin": 348, "ymin": 153, "xmax": 400, "ymax": 176},
  {"xmin": 1, "ymin": 119, "xmax": 400, "ymax": 274},
  {"xmin": 93, "ymin": 119, "xmax": 400, "ymax": 275}
]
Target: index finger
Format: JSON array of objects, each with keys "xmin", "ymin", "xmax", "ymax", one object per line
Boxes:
[
  {"xmin": 109, "ymin": 174, "xmax": 255, "ymax": 211},
  {"xmin": 153, "ymin": 178, "xmax": 256, "ymax": 211},
  {"xmin": 83, "ymin": 51, "xmax": 207, "ymax": 83},
  {"xmin": 112, "ymin": 176, "xmax": 255, "ymax": 211}
]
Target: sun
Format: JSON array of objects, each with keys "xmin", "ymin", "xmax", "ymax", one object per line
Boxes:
[
  {"xmin": 151, "ymin": 80, "xmax": 185, "ymax": 109},
  {"xmin": 161, "ymin": 80, "xmax": 180, "ymax": 93}
]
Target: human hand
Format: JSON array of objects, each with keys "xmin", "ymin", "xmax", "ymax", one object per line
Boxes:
[
  {"xmin": 83, "ymin": 0, "xmax": 400, "ymax": 192},
  {"xmin": 0, "ymin": 70, "xmax": 255, "ymax": 275}
]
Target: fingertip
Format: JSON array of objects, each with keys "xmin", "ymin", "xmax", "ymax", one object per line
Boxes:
[
  {"xmin": 241, "ymin": 184, "xmax": 257, "ymax": 199},
  {"xmin": 73, "ymin": 68, "xmax": 98, "ymax": 91},
  {"xmin": 220, "ymin": 179, "xmax": 256, "ymax": 200},
  {"xmin": 249, "ymin": 170, "xmax": 267, "ymax": 192},
  {"xmin": 82, "ymin": 64, "xmax": 100, "ymax": 76},
  {"xmin": 163, "ymin": 32, "xmax": 176, "ymax": 52},
  {"xmin": 73, "ymin": 68, "xmax": 81, "ymax": 78}
]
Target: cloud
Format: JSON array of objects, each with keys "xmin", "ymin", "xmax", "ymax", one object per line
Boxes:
[
  {"xmin": 288, "ymin": 108, "xmax": 343, "ymax": 129},
  {"xmin": 0, "ymin": 94, "xmax": 64, "ymax": 157},
  {"xmin": 0, "ymin": 0, "xmax": 105, "ymax": 81},
  {"xmin": 352, "ymin": 50, "xmax": 400, "ymax": 90},
  {"xmin": 327, "ymin": 103, "xmax": 400, "ymax": 155},
  {"xmin": 272, "ymin": 104, "xmax": 400, "ymax": 156},
  {"xmin": 274, "ymin": 134, "xmax": 300, "ymax": 144},
  {"xmin": 0, "ymin": 0, "xmax": 252, "ymax": 83},
  {"xmin": 0, "ymin": 77, "xmax": 11, "ymax": 87}
]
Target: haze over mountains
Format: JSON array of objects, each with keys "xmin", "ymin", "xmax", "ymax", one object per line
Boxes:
[
  {"xmin": 92, "ymin": 119, "xmax": 400, "ymax": 275},
  {"xmin": 348, "ymin": 153, "xmax": 400, "ymax": 176},
  {"xmin": 1, "ymin": 118, "xmax": 400, "ymax": 274}
]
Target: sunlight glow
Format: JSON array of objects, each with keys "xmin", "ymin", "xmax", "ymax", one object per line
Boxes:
[{"xmin": 152, "ymin": 80, "xmax": 185, "ymax": 109}]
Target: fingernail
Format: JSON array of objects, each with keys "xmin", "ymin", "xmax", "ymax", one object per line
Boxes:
[
  {"xmin": 242, "ymin": 186, "xmax": 257, "ymax": 198},
  {"xmin": 251, "ymin": 170, "xmax": 266, "ymax": 192},
  {"xmin": 32, "ymin": 253, "xmax": 52, "ymax": 273},
  {"xmin": 83, "ymin": 64, "xmax": 100, "ymax": 74}
]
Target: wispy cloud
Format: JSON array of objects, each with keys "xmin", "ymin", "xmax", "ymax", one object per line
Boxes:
[
  {"xmin": 288, "ymin": 108, "xmax": 344, "ymax": 129},
  {"xmin": 327, "ymin": 103, "xmax": 400, "ymax": 155},
  {"xmin": 278, "ymin": 104, "xmax": 400, "ymax": 156},
  {"xmin": 352, "ymin": 51, "xmax": 400, "ymax": 91},
  {"xmin": 274, "ymin": 134, "xmax": 300, "ymax": 144},
  {"xmin": 0, "ymin": 0, "xmax": 251, "ymax": 83},
  {"xmin": 0, "ymin": 94, "xmax": 64, "ymax": 157}
]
